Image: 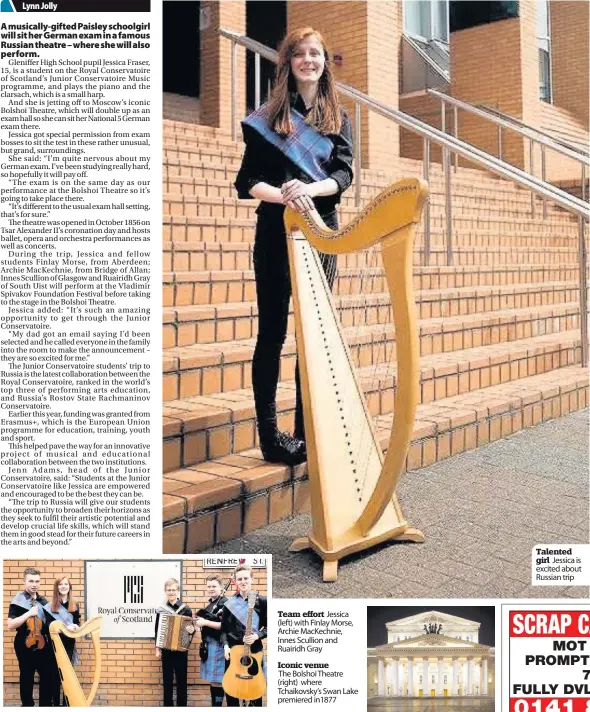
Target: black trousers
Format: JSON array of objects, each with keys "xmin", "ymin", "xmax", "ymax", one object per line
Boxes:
[
  {"xmin": 223, "ymin": 659, "xmax": 263, "ymax": 707},
  {"xmin": 47, "ymin": 637, "xmax": 76, "ymax": 706},
  {"xmin": 252, "ymin": 210, "xmax": 337, "ymax": 443},
  {"xmin": 161, "ymin": 650, "xmax": 188, "ymax": 706},
  {"xmin": 14, "ymin": 639, "xmax": 51, "ymax": 707}
]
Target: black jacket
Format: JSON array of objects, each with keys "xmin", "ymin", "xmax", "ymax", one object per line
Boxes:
[
  {"xmin": 220, "ymin": 593, "xmax": 267, "ymax": 653},
  {"xmin": 234, "ymin": 93, "xmax": 353, "ymax": 221}
]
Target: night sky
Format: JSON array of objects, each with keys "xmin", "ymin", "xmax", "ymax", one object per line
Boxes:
[{"xmin": 367, "ymin": 606, "xmax": 495, "ymax": 648}]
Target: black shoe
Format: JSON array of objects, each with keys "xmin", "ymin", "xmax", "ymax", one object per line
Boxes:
[{"xmin": 260, "ymin": 431, "xmax": 306, "ymax": 466}]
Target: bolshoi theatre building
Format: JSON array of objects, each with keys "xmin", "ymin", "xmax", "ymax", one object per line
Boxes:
[{"xmin": 367, "ymin": 611, "xmax": 495, "ymax": 698}]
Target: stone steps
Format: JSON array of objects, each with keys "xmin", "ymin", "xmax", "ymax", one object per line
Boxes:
[
  {"xmin": 161, "ymin": 191, "xmax": 578, "ymax": 230},
  {"xmin": 162, "ymin": 330, "xmax": 582, "ymax": 470},
  {"xmin": 162, "ymin": 213, "xmax": 579, "ymax": 245},
  {"xmin": 163, "ymin": 172, "xmax": 574, "ymax": 219},
  {"xmin": 163, "ymin": 232, "xmax": 579, "ymax": 274},
  {"xmin": 160, "ymin": 118, "xmax": 589, "ymax": 554},
  {"xmin": 163, "ymin": 290, "xmax": 579, "ymax": 349},
  {"xmin": 161, "ymin": 150, "xmax": 574, "ymax": 210},
  {"xmin": 162, "ymin": 365, "xmax": 589, "ymax": 553},
  {"xmin": 163, "ymin": 264, "xmax": 581, "ymax": 307}
]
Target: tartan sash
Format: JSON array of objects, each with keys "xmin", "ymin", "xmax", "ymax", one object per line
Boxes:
[
  {"xmin": 43, "ymin": 602, "xmax": 79, "ymax": 665},
  {"xmin": 242, "ymin": 103, "xmax": 333, "ymax": 182},
  {"xmin": 224, "ymin": 594, "xmax": 260, "ymax": 634},
  {"xmin": 12, "ymin": 592, "xmax": 46, "ymax": 623}
]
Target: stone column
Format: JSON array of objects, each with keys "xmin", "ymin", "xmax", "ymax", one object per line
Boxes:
[
  {"xmin": 438, "ymin": 659, "xmax": 444, "ymax": 695},
  {"xmin": 385, "ymin": 661, "xmax": 391, "ymax": 696},
  {"xmin": 482, "ymin": 658, "xmax": 488, "ymax": 695},
  {"xmin": 462, "ymin": 661, "xmax": 468, "ymax": 695},
  {"xmin": 452, "ymin": 658, "xmax": 459, "ymax": 696},
  {"xmin": 422, "ymin": 659, "xmax": 429, "ymax": 695},
  {"xmin": 378, "ymin": 658, "xmax": 384, "ymax": 695},
  {"xmin": 467, "ymin": 658, "xmax": 473, "ymax": 696},
  {"xmin": 407, "ymin": 658, "xmax": 414, "ymax": 697},
  {"xmin": 392, "ymin": 658, "xmax": 399, "ymax": 697}
]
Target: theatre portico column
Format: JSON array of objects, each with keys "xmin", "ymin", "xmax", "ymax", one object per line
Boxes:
[
  {"xmin": 462, "ymin": 661, "xmax": 468, "ymax": 695},
  {"xmin": 422, "ymin": 659, "xmax": 428, "ymax": 694},
  {"xmin": 452, "ymin": 658, "xmax": 459, "ymax": 696},
  {"xmin": 392, "ymin": 658, "xmax": 399, "ymax": 696},
  {"xmin": 407, "ymin": 658, "xmax": 414, "ymax": 697},
  {"xmin": 438, "ymin": 659, "xmax": 444, "ymax": 695},
  {"xmin": 467, "ymin": 658, "xmax": 474, "ymax": 696},
  {"xmin": 386, "ymin": 661, "xmax": 392, "ymax": 695},
  {"xmin": 482, "ymin": 657, "xmax": 488, "ymax": 695},
  {"xmin": 378, "ymin": 658, "xmax": 384, "ymax": 695}
]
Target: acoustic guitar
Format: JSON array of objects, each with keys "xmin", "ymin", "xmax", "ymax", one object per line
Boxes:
[{"xmin": 222, "ymin": 591, "xmax": 266, "ymax": 702}]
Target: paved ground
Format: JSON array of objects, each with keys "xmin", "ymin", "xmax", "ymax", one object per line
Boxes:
[
  {"xmin": 212, "ymin": 410, "xmax": 589, "ymax": 599},
  {"xmin": 368, "ymin": 698, "xmax": 495, "ymax": 711}
]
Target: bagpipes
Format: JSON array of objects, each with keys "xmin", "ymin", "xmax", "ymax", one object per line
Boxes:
[{"xmin": 195, "ymin": 572, "xmax": 235, "ymax": 662}]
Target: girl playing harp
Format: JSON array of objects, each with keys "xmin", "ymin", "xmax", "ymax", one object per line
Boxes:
[{"xmin": 234, "ymin": 26, "xmax": 354, "ymax": 466}]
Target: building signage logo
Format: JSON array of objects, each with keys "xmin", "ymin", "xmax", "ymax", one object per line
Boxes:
[
  {"xmin": 124, "ymin": 575, "xmax": 144, "ymax": 604},
  {"xmin": 86, "ymin": 561, "xmax": 181, "ymax": 638}
]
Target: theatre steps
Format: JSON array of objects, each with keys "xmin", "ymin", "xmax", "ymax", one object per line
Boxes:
[{"xmin": 161, "ymin": 119, "xmax": 588, "ymax": 554}]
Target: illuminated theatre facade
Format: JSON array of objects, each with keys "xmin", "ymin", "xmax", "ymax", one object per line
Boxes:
[{"xmin": 367, "ymin": 612, "xmax": 495, "ymax": 698}]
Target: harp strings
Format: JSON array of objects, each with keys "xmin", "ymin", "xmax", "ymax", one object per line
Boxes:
[{"xmin": 320, "ymin": 183, "xmax": 393, "ymax": 504}]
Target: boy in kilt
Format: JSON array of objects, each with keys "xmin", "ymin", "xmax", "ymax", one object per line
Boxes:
[{"xmin": 194, "ymin": 575, "xmax": 228, "ymax": 707}]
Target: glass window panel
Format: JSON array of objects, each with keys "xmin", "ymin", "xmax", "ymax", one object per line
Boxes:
[
  {"xmin": 539, "ymin": 47, "xmax": 551, "ymax": 102},
  {"xmin": 432, "ymin": 0, "xmax": 448, "ymax": 41},
  {"xmin": 405, "ymin": 0, "xmax": 431, "ymax": 39},
  {"xmin": 537, "ymin": 0, "xmax": 550, "ymax": 37}
]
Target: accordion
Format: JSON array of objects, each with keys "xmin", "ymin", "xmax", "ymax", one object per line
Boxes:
[{"xmin": 156, "ymin": 613, "xmax": 194, "ymax": 652}]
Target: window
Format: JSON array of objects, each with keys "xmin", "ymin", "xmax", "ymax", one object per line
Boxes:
[
  {"xmin": 404, "ymin": 0, "xmax": 449, "ymax": 42},
  {"xmin": 450, "ymin": 1, "xmax": 519, "ymax": 32},
  {"xmin": 537, "ymin": 0, "xmax": 552, "ymax": 102}
]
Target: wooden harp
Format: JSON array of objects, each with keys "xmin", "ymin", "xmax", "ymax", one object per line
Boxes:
[
  {"xmin": 285, "ymin": 178, "xmax": 429, "ymax": 582},
  {"xmin": 49, "ymin": 616, "xmax": 103, "ymax": 707}
]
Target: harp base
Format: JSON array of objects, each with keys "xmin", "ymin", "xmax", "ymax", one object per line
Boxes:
[{"xmin": 289, "ymin": 523, "xmax": 425, "ymax": 582}]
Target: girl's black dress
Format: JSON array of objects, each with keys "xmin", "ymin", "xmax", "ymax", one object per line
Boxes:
[{"xmin": 234, "ymin": 93, "xmax": 354, "ymax": 447}]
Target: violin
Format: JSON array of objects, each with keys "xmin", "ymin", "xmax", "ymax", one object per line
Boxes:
[{"xmin": 25, "ymin": 608, "xmax": 45, "ymax": 649}]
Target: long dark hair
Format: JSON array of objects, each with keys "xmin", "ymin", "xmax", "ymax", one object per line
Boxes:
[
  {"xmin": 50, "ymin": 577, "xmax": 77, "ymax": 613},
  {"xmin": 267, "ymin": 27, "xmax": 342, "ymax": 136}
]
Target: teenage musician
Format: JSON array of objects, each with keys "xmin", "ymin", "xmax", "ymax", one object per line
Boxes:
[
  {"xmin": 154, "ymin": 578, "xmax": 195, "ymax": 707},
  {"xmin": 221, "ymin": 565, "xmax": 267, "ymax": 707},
  {"xmin": 194, "ymin": 575, "xmax": 229, "ymax": 707},
  {"xmin": 234, "ymin": 27, "xmax": 353, "ymax": 465},
  {"xmin": 7, "ymin": 567, "xmax": 51, "ymax": 707},
  {"xmin": 44, "ymin": 576, "xmax": 81, "ymax": 706}
]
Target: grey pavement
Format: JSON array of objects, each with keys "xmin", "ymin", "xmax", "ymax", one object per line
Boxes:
[
  {"xmin": 212, "ymin": 410, "xmax": 589, "ymax": 599},
  {"xmin": 368, "ymin": 698, "xmax": 495, "ymax": 711}
]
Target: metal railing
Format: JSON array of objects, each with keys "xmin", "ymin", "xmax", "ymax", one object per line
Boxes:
[
  {"xmin": 476, "ymin": 103, "xmax": 589, "ymax": 159},
  {"xmin": 428, "ymin": 88, "xmax": 590, "ymax": 215},
  {"xmin": 218, "ymin": 28, "xmax": 590, "ymax": 366}
]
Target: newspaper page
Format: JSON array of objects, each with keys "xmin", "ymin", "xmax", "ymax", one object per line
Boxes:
[{"xmin": 1, "ymin": 0, "xmax": 589, "ymax": 710}]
